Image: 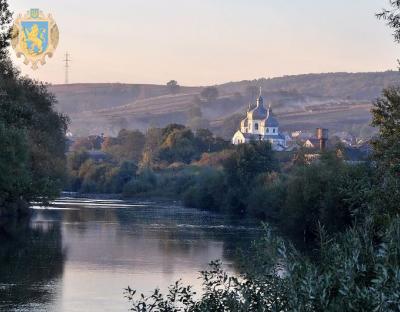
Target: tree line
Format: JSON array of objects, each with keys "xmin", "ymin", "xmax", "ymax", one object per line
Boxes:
[{"xmin": 67, "ymin": 121, "xmax": 376, "ymax": 245}]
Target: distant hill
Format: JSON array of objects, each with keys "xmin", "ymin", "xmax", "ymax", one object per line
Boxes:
[
  {"xmin": 49, "ymin": 71, "xmax": 400, "ymax": 138},
  {"xmin": 220, "ymin": 71, "xmax": 400, "ymax": 100}
]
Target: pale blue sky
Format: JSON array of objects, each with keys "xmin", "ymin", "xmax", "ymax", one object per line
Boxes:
[{"xmin": 9, "ymin": 0, "xmax": 400, "ymax": 85}]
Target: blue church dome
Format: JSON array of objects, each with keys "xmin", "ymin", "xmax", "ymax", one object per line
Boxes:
[{"xmin": 263, "ymin": 109, "xmax": 279, "ymax": 127}]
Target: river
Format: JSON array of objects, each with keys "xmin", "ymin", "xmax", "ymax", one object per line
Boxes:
[{"xmin": 0, "ymin": 197, "xmax": 261, "ymax": 312}]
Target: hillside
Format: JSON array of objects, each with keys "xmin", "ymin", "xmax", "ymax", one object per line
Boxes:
[{"xmin": 49, "ymin": 71, "xmax": 400, "ymax": 138}]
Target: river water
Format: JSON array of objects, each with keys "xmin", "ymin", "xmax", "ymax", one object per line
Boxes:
[{"xmin": 0, "ymin": 197, "xmax": 261, "ymax": 312}]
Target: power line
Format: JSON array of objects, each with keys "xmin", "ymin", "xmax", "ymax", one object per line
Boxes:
[{"xmin": 63, "ymin": 52, "xmax": 71, "ymax": 84}]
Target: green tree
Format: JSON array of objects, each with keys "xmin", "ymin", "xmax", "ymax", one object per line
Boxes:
[
  {"xmin": 370, "ymin": 1, "xmax": 400, "ymax": 216},
  {"xmin": 377, "ymin": 0, "xmax": 400, "ymax": 42},
  {"xmin": 166, "ymin": 80, "xmax": 180, "ymax": 94},
  {"xmin": 0, "ymin": 0, "xmax": 11, "ymax": 57},
  {"xmin": 0, "ymin": 75, "xmax": 68, "ymax": 206},
  {"xmin": 0, "ymin": 123, "xmax": 30, "ymax": 211},
  {"xmin": 195, "ymin": 128, "xmax": 229, "ymax": 153},
  {"xmin": 110, "ymin": 161, "xmax": 138, "ymax": 193},
  {"xmin": 140, "ymin": 127, "xmax": 163, "ymax": 169},
  {"xmin": 221, "ymin": 141, "xmax": 278, "ymax": 214},
  {"xmin": 200, "ymin": 86, "xmax": 219, "ymax": 103},
  {"xmin": 183, "ymin": 168, "xmax": 225, "ymax": 211},
  {"xmin": 224, "ymin": 141, "xmax": 278, "ymax": 189},
  {"xmin": 159, "ymin": 127, "xmax": 198, "ymax": 164},
  {"xmin": 102, "ymin": 129, "xmax": 145, "ymax": 163},
  {"xmin": 282, "ymin": 153, "xmax": 373, "ymax": 240},
  {"xmin": 247, "ymin": 172, "xmax": 286, "ymax": 221},
  {"xmin": 371, "ymin": 87, "xmax": 400, "ymax": 215}
]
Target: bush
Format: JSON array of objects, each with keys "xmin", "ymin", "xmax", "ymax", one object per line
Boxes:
[
  {"xmin": 126, "ymin": 217, "xmax": 400, "ymax": 311},
  {"xmin": 156, "ymin": 168, "xmax": 198, "ymax": 196},
  {"xmin": 280, "ymin": 153, "xmax": 373, "ymax": 240},
  {"xmin": 182, "ymin": 168, "xmax": 225, "ymax": 211},
  {"xmin": 108, "ymin": 161, "xmax": 138, "ymax": 193},
  {"xmin": 247, "ymin": 173, "xmax": 286, "ymax": 221},
  {"xmin": 123, "ymin": 179, "xmax": 154, "ymax": 195},
  {"xmin": 123, "ymin": 169, "xmax": 157, "ymax": 196},
  {"xmin": 223, "ymin": 141, "xmax": 278, "ymax": 190}
]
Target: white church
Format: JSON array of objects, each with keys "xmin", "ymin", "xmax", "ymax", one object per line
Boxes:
[{"xmin": 232, "ymin": 88, "xmax": 287, "ymax": 151}]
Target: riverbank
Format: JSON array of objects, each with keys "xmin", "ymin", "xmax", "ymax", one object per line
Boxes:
[{"xmin": 61, "ymin": 191, "xmax": 183, "ymax": 205}]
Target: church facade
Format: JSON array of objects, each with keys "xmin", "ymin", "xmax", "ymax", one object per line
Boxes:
[{"xmin": 232, "ymin": 90, "xmax": 286, "ymax": 151}]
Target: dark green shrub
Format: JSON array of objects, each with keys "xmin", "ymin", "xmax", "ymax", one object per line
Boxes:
[
  {"xmin": 123, "ymin": 169, "xmax": 157, "ymax": 196},
  {"xmin": 182, "ymin": 168, "xmax": 225, "ymax": 211},
  {"xmin": 247, "ymin": 173, "xmax": 286, "ymax": 221}
]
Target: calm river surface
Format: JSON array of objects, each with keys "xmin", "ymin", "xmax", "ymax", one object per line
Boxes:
[{"xmin": 0, "ymin": 197, "xmax": 261, "ymax": 312}]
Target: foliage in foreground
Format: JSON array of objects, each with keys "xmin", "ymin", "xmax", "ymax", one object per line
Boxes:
[
  {"xmin": 126, "ymin": 217, "xmax": 400, "ymax": 312},
  {"xmin": 371, "ymin": 86, "xmax": 400, "ymax": 216}
]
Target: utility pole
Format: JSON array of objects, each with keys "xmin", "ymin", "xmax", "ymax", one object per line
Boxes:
[{"xmin": 63, "ymin": 52, "xmax": 71, "ymax": 84}]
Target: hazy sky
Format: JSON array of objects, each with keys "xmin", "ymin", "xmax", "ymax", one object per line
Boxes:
[{"xmin": 9, "ymin": 0, "xmax": 400, "ymax": 85}]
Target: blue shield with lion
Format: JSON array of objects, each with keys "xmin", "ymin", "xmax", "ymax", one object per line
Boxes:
[{"xmin": 21, "ymin": 21, "xmax": 49, "ymax": 55}]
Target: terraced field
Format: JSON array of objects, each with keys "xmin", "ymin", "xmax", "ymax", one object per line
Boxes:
[{"xmin": 49, "ymin": 71, "xmax": 400, "ymax": 136}]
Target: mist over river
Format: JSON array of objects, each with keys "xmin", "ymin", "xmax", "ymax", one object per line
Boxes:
[{"xmin": 0, "ymin": 197, "xmax": 261, "ymax": 312}]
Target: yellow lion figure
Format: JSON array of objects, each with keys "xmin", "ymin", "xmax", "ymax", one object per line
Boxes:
[{"xmin": 22, "ymin": 24, "xmax": 46, "ymax": 55}]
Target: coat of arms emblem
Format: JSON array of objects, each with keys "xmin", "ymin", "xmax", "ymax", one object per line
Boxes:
[{"xmin": 11, "ymin": 9, "xmax": 59, "ymax": 70}]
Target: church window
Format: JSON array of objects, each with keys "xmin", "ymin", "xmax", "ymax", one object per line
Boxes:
[
  {"xmin": 266, "ymin": 128, "xmax": 269, "ymax": 133},
  {"xmin": 255, "ymin": 123, "xmax": 259, "ymax": 130},
  {"xmin": 273, "ymin": 128, "xmax": 276, "ymax": 133}
]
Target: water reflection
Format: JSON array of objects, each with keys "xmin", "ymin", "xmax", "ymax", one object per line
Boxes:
[
  {"xmin": 0, "ymin": 217, "xmax": 65, "ymax": 312},
  {"xmin": 0, "ymin": 198, "xmax": 260, "ymax": 312}
]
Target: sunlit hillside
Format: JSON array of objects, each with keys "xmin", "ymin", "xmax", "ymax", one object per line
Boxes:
[{"xmin": 49, "ymin": 71, "xmax": 400, "ymax": 137}]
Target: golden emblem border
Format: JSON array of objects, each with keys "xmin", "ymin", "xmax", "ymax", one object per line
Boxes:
[{"xmin": 11, "ymin": 10, "xmax": 59, "ymax": 70}]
